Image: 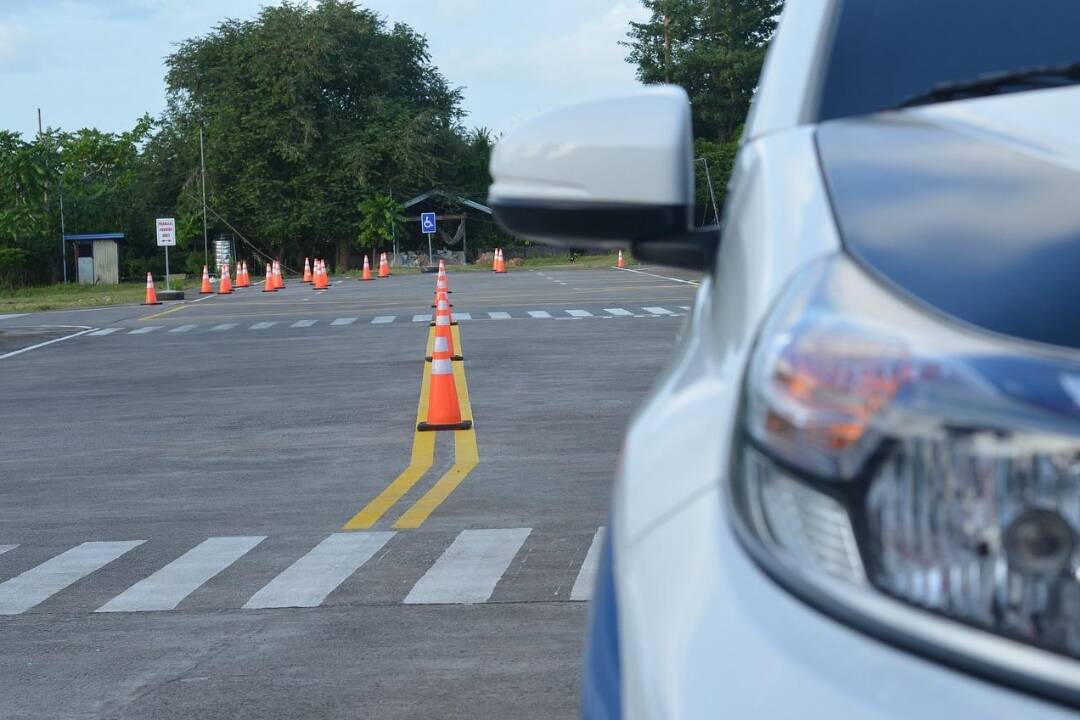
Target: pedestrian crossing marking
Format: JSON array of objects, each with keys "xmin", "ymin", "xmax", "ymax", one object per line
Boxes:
[
  {"xmin": 571, "ymin": 528, "xmax": 605, "ymax": 601},
  {"xmin": 412, "ymin": 314, "xmax": 431, "ymax": 323},
  {"xmin": 250, "ymin": 321, "xmax": 277, "ymax": 330},
  {"xmin": 98, "ymin": 536, "xmax": 265, "ymax": 613},
  {"xmin": 211, "ymin": 323, "xmax": 237, "ymax": 331},
  {"xmin": 331, "ymin": 317, "xmax": 357, "ymax": 326},
  {"xmin": 527, "ymin": 311, "xmax": 552, "ymax": 319},
  {"xmin": 169, "ymin": 324, "xmax": 197, "ymax": 333},
  {"xmin": 604, "ymin": 308, "xmax": 632, "ymax": 316},
  {"xmin": 0, "ymin": 541, "xmax": 144, "ymax": 615},
  {"xmin": 291, "ymin": 319, "xmax": 317, "ymax": 328},
  {"xmin": 488, "ymin": 312, "xmax": 511, "ymax": 320},
  {"xmin": 566, "ymin": 309, "xmax": 592, "ymax": 317},
  {"xmin": 128, "ymin": 326, "xmax": 161, "ymax": 335},
  {"xmin": 243, "ymin": 532, "xmax": 394, "ymax": 609},
  {"xmin": 454, "ymin": 313, "xmax": 472, "ymax": 320},
  {"xmin": 404, "ymin": 528, "xmax": 530, "ymax": 605},
  {"xmin": 88, "ymin": 328, "xmax": 120, "ymax": 336},
  {"xmin": 642, "ymin": 306, "xmax": 674, "ymax": 315},
  {"xmin": 371, "ymin": 316, "xmax": 396, "ymax": 324}
]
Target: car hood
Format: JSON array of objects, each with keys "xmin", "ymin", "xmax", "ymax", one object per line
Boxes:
[{"xmin": 816, "ymin": 85, "xmax": 1080, "ymax": 350}]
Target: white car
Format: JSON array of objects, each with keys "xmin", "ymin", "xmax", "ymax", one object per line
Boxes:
[{"xmin": 489, "ymin": 1, "xmax": 1080, "ymax": 717}]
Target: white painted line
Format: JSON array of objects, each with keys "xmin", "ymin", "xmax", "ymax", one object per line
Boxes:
[
  {"xmin": 412, "ymin": 314, "xmax": 431, "ymax": 323},
  {"xmin": 98, "ymin": 536, "xmax": 265, "ymax": 613},
  {"xmin": 0, "ymin": 545, "xmax": 17, "ymax": 556},
  {"xmin": 291, "ymin": 319, "xmax": 317, "ymax": 328},
  {"xmin": 527, "ymin": 311, "xmax": 552, "ymax": 319},
  {"xmin": 643, "ymin": 306, "xmax": 675, "ymax": 315},
  {"xmin": 169, "ymin": 324, "xmax": 197, "ymax": 333},
  {"xmin": 603, "ymin": 308, "xmax": 633, "ymax": 317},
  {"xmin": 210, "ymin": 323, "xmax": 238, "ymax": 331},
  {"xmin": 250, "ymin": 322, "xmax": 277, "ymax": 330},
  {"xmin": 88, "ymin": 327, "xmax": 121, "ymax": 336},
  {"xmin": 678, "ymin": 305, "xmax": 690, "ymax": 310},
  {"xmin": 615, "ymin": 266, "xmax": 700, "ymax": 286},
  {"xmin": 566, "ymin": 309, "xmax": 593, "ymax": 318},
  {"xmin": 243, "ymin": 532, "xmax": 394, "ymax": 609},
  {"xmin": 454, "ymin": 313, "xmax": 472, "ymax": 321},
  {"xmin": 128, "ymin": 326, "xmax": 162, "ymax": 335},
  {"xmin": 0, "ymin": 326, "xmax": 96, "ymax": 360},
  {"xmin": 488, "ymin": 312, "xmax": 511, "ymax": 320},
  {"xmin": 0, "ymin": 541, "xmax": 144, "ymax": 615},
  {"xmin": 371, "ymin": 316, "xmax": 396, "ymax": 324},
  {"xmin": 331, "ymin": 317, "xmax": 357, "ymax": 326},
  {"xmin": 0, "ymin": 314, "xmax": 25, "ymax": 321},
  {"xmin": 571, "ymin": 528, "xmax": 606, "ymax": 601},
  {"xmin": 404, "ymin": 528, "xmax": 530, "ymax": 605}
]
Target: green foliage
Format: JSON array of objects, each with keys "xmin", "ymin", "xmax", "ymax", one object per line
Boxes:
[
  {"xmin": 694, "ymin": 136, "xmax": 739, "ymax": 223},
  {"xmin": 624, "ymin": 0, "xmax": 783, "ymax": 142},
  {"xmin": 357, "ymin": 193, "xmax": 405, "ymax": 250}
]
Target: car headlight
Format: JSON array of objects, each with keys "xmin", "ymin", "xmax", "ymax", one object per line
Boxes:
[{"xmin": 732, "ymin": 253, "xmax": 1080, "ymax": 703}]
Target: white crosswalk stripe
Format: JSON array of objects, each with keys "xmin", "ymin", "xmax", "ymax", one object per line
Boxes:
[
  {"xmin": 454, "ymin": 312, "xmax": 472, "ymax": 321},
  {"xmin": 527, "ymin": 310, "xmax": 552, "ymax": 319},
  {"xmin": 169, "ymin": 324, "xmax": 197, "ymax": 333},
  {"xmin": 331, "ymin": 317, "xmax": 357, "ymax": 326},
  {"xmin": 488, "ymin": 312, "xmax": 511, "ymax": 320},
  {"xmin": 642, "ymin": 306, "xmax": 674, "ymax": 315},
  {"xmin": 0, "ymin": 541, "xmax": 143, "ymax": 615},
  {"xmin": 243, "ymin": 532, "xmax": 394, "ymax": 609},
  {"xmin": 291, "ymin": 319, "xmax": 317, "ymax": 328},
  {"xmin": 371, "ymin": 316, "xmax": 396, "ymax": 324},
  {"xmin": 250, "ymin": 321, "xmax": 277, "ymax": 330},
  {"xmin": 571, "ymin": 528, "xmax": 605, "ymax": 601},
  {"xmin": 404, "ymin": 528, "xmax": 530, "ymax": 605},
  {"xmin": 678, "ymin": 305, "xmax": 690, "ymax": 310},
  {"xmin": 128, "ymin": 326, "xmax": 162, "ymax": 335},
  {"xmin": 98, "ymin": 536, "xmax": 265, "ymax": 613},
  {"xmin": 603, "ymin": 308, "xmax": 632, "ymax": 317},
  {"xmin": 0, "ymin": 545, "xmax": 17, "ymax": 556},
  {"xmin": 211, "ymin": 323, "xmax": 238, "ymax": 331},
  {"xmin": 88, "ymin": 328, "xmax": 121, "ymax": 336},
  {"xmin": 412, "ymin": 314, "xmax": 431, "ymax": 323},
  {"xmin": 566, "ymin": 309, "xmax": 592, "ymax": 318}
]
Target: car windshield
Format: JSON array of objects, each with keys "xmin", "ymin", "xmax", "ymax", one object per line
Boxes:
[{"xmin": 817, "ymin": 0, "xmax": 1080, "ymax": 120}]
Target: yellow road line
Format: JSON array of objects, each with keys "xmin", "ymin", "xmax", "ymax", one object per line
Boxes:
[
  {"xmin": 342, "ymin": 353, "xmax": 435, "ymax": 530},
  {"xmin": 393, "ymin": 351, "xmax": 478, "ymax": 529},
  {"xmin": 140, "ymin": 303, "xmax": 195, "ymax": 321}
]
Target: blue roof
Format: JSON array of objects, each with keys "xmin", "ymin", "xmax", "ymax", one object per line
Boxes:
[{"xmin": 64, "ymin": 233, "xmax": 125, "ymax": 242}]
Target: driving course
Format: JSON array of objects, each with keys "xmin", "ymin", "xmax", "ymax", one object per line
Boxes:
[{"xmin": 0, "ymin": 264, "xmax": 697, "ymax": 719}]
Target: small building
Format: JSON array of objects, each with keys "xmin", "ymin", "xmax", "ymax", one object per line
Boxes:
[{"xmin": 65, "ymin": 233, "xmax": 124, "ymax": 285}]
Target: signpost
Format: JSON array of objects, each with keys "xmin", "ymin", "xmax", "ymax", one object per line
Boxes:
[
  {"xmin": 421, "ymin": 212, "xmax": 437, "ymax": 265},
  {"xmin": 156, "ymin": 217, "xmax": 176, "ymax": 289}
]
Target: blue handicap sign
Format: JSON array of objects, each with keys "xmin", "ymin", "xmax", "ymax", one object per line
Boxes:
[{"xmin": 421, "ymin": 212, "xmax": 437, "ymax": 234}]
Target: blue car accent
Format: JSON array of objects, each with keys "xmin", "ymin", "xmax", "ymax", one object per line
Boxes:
[{"xmin": 582, "ymin": 527, "xmax": 621, "ymax": 719}]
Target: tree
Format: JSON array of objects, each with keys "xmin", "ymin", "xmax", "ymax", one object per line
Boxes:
[
  {"xmin": 164, "ymin": 0, "xmax": 467, "ymax": 265},
  {"xmin": 624, "ymin": 0, "xmax": 782, "ymax": 142},
  {"xmin": 357, "ymin": 193, "xmax": 405, "ymax": 254}
]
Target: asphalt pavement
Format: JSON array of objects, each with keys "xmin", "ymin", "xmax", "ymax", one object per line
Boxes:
[{"xmin": 0, "ymin": 264, "xmax": 698, "ymax": 719}]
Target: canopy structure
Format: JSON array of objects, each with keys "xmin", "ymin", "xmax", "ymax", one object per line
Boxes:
[{"xmin": 402, "ymin": 191, "xmax": 492, "ymax": 263}]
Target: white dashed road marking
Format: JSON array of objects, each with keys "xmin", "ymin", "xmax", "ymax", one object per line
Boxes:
[
  {"xmin": 571, "ymin": 528, "xmax": 605, "ymax": 601},
  {"xmin": 330, "ymin": 317, "xmax": 357, "ymax": 326},
  {"xmin": 642, "ymin": 306, "xmax": 674, "ymax": 315},
  {"xmin": 128, "ymin": 326, "xmax": 162, "ymax": 335},
  {"xmin": 404, "ymin": 528, "xmax": 530, "ymax": 605},
  {"xmin": 88, "ymin": 328, "xmax": 121, "ymax": 336},
  {"xmin": 211, "ymin": 323, "xmax": 237, "ymax": 331},
  {"xmin": 527, "ymin": 311, "xmax": 552, "ymax": 319},
  {"xmin": 566, "ymin": 310, "xmax": 592, "ymax": 318},
  {"xmin": 250, "ymin": 322, "xmax": 277, "ymax": 330},
  {"xmin": 169, "ymin": 325, "xmax": 197, "ymax": 333},
  {"xmin": 291, "ymin": 319, "xmax": 317, "ymax": 328},
  {"xmin": 412, "ymin": 314, "xmax": 431, "ymax": 323},
  {"xmin": 488, "ymin": 312, "xmax": 511, "ymax": 320},
  {"xmin": 243, "ymin": 532, "xmax": 395, "ymax": 609},
  {"xmin": 0, "ymin": 541, "xmax": 144, "ymax": 615},
  {"xmin": 371, "ymin": 316, "xmax": 396, "ymax": 324}
]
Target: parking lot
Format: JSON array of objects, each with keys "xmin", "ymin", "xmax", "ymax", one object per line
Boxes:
[{"xmin": 0, "ymin": 265, "xmax": 697, "ymax": 719}]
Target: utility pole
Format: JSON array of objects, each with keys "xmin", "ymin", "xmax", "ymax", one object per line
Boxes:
[
  {"xmin": 663, "ymin": 14, "xmax": 671, "ymax": 83},
  {"xmin": 199, "ymin": 126, "xmax": 209, "ymax": 267}
]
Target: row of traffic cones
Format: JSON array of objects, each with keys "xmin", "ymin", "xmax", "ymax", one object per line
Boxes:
[
  {"xmin": 418, "ymin": 259, "xmax": 470, "ymax": 431},
  {"xmin": 491, "ymin": 248, "xmax": 507, "ymax": 273}
]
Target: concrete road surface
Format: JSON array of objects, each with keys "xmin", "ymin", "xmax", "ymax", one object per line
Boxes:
[{"xmin": 0, "ymin": 264, "xmax": 698, "ymax": 719}]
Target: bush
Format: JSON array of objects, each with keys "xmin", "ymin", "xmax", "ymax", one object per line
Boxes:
[{"xmin": 0, "ymin": 248, "xmax": 28, "ymax": 288}]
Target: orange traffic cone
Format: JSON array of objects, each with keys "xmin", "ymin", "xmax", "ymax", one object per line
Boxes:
[
  {"xmin": 491, "ymin": 248, "xmax": 499, "ymax": 271},
  {"xmin": 426, "ymin": 292, "xmax": 463, "ymax": 361},
  {"xmin": 235, "ymin": 262, "xmax": 244, "ymax": 288},
  {"xmin": 495, "ymin": 248, "xmax": 507, "ymax": 273},
  {"xmin": 417, "ymin": 338, "xmax": 471, "ymax": 432},
  {"xmin": 142, "ymin": 272, "xmax": 162, "ymax": 305},
  {"xmin": 274, "ymin": 261, "xmax": 285, "ymax": 289},
  {"xmin": 199, "ymin": 265, "xmax": 212, "ymax": 294},
  {"xmin": 617, "ymin": 250, "xmax": 625, "ymax": 268},
  {"xmin": 313, "ymin": 259, "xmax": 326, "ymax": 290},
  {"xmin": 262, "ymin": 262, "xmax": 276, "ymax": 292},
  {"xmin": 432, "ymin": 264, "xmax": 453, "ymax": 307},
  {"xmin": 218, "ymin": 264, "xmax": 233, "ymax": 294},
  {"xmin": 240, "ymin": 261, "xmax": 251, "ymax": 287},
  {"xmin": 302, "ymin": 257, "xmax": 312, "ymax": 283},
  {"xmin": 360, "ymin": 255, "xmax": 373, "ymax": 281}
]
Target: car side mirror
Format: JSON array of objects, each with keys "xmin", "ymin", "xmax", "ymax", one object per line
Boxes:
[{"xmin": 487, "ymin": 86, "xmax": 718, "ymax": 271}]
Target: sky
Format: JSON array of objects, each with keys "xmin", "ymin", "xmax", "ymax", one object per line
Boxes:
[{"xmin": 0, "ymin": 0, "xmax": 649, "ymax": 139}]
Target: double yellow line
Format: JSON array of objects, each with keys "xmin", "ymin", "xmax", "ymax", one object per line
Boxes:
[{"xmin": 343, "ymin": 324, "xmax": 478, "ymax": 530}]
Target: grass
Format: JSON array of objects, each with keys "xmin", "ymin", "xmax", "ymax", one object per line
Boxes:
[{"xmin": 0, "ymin": 277, "xmax": 199, "ymax": 313}]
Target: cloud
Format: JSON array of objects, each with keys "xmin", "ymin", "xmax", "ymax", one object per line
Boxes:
[{"xmin": 523, "ymin": 1, "xmax": 647, "ymax": 85}]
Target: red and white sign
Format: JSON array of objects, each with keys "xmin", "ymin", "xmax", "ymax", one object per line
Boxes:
[{"xmin": 156, "ymin": 217, "xmax": 176, "ymax": 247}]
